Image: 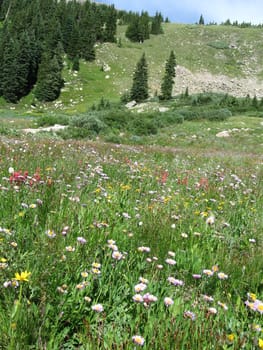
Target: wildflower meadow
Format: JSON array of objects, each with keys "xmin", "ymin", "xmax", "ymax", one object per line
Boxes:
[{"xmin": 0, "ymin": 134, "xmax": 262, "ymax": 349}]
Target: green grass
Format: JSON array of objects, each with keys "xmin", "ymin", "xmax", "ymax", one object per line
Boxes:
[{"xmin": 0, "ymin": 112, "xmax": 262, "ymax": 348}]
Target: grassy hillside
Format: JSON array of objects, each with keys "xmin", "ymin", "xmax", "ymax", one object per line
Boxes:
[{"xmin": 0, "ymin": 23, "xmax": 263, "ymax": 114}]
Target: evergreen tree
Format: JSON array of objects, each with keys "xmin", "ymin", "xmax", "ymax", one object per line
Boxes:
[
  {"xmin": 125, "ymin": 12, "xmax": 150, "ymax": 43},
  {"xmin": 72, "ymin": 56, "xmax": 80, "ymax": 71},
  {"xmin": 160, "ymin": 50, "xmax": 177, "ymax": 100},
  {"xmin": 103, "ymin": 5, "xmax": 117, "ymax": 42},
  {"xmin": 199, "ymin": 14, "xmax": 205, "ymax": 25},
  {"xmin": 151, "ymin": 12, "xmax": 163, "ymax": 35},
  {"xmin": 1, "ymin": 35, "xmax": 20, "ymax": 102},
  {"xmin": 130, "ymin": 53, "xmax": 149, "ymax": 102},
  {"xmin": 34, "ymin": 49, "xmax": 64, "ymax": 102},
  {"xmin": 78, "ymin": 3, "xmax": 96, "ymax": 61}
]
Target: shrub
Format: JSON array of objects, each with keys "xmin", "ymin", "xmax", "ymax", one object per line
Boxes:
[
  {"xmin": 155, "ymin": 111, "xmax": 184, "ymax": 127},
  {"xmin": 129, "ymin": 117, "xmax": 158, "ymax": 136},
  {"xmin": 202, "ymin": 108, "xmax": 232, "ymax": 121},
  {"xmin": 101, "ymin": 109, "xmax": 131, "ymax": 130},
  {"xmin": 36, "ymin": 114, "xmax": 69, "ymax": 127},
  {"xmin": 67, "ymin": 114, "xmax": 106, "ymax": 138}
]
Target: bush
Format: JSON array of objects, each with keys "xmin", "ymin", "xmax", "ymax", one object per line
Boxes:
[
  {"xmin": 129, "ymin": 117, "xmax": 158, "ymax": 136},
  {"xmin": 61, "ymin": 113, "xmax": 107, "ymax": 138},
  {"xmin": 177, "ymin": 109, "xmax": 200, "ymax": 120},
  {"xmin": 101, "ymin": 109, "xmax": 131, "ymax": 130},
  {"xmin": 70, "ymin": 114, "xmax": 106, "ymax": 134},
  {"xmin": 155, "ymin": 111, "xmax": 184, "ymax": 127},
  {"xmin": 36, "ymin": 114, "xmax": 69, "ymax": 127},
  {"xmin": 177, "ymin": 107, "xmax": 231, "ymax": 121},
  {"xmin": 202, "ymin": 108, "xmax": 232, "ymax": 121}
]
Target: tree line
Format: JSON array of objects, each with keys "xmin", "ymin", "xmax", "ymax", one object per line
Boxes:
[
  {"xmin": 0, "ymin": 0, "xmax": 117, "ymax": 103},
  {"xmin": 0, "ymin": 0, "xmax": 167, "ymax": 104}
]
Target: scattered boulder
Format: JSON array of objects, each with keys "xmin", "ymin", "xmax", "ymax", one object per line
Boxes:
[
  {"xmin": 159, "ymin": 107, "xmax": 169, "ymax": 113},
  {"xmin": 216, "ymin": 130, "xmax": 230, "ymax": 137},
  {"xmin": 125, "ymin": 100, "xmax": 137, "ymax": 109}
]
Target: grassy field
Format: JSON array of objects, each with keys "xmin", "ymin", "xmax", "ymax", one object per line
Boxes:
[
  {"xmin": 0, "ymin": 19, "xmax": 262, "ymax": 349},
  {"xmin": 0, "ymin": 111, "xmax": 262, "ymax": 349}
]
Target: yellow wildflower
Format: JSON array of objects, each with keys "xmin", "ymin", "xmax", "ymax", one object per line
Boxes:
[
  {"xmin": 258, "ymin": 339, "xmax": 263, "ymax": 349},
  {"xmin": 14, "ymin": 270, "xmax": 31, "ymax": 282},
  {"xmin": 227, "ymin": 334, "xmax": 235, "ymax": 342}
]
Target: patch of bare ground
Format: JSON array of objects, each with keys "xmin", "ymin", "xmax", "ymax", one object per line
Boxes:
[{"xmin": 173, "ymin": 65, "xmax": 263, "ymax": 98}]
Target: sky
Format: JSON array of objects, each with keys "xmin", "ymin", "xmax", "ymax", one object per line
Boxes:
[{"xmin": 98, "ymin": 0, "xmax": 263, "ymax": 25}]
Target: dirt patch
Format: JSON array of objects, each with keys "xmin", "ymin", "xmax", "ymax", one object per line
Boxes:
[
  {"xmin": 173, "ymin": 65, "xmax": 263, "ymax": 98},
  {"xmin": 22, "ymin": 124, "xmax": 68, "ymax": 134}
]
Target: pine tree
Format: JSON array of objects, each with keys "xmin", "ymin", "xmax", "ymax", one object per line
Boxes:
[
  {"xmin": 125, "ymin": 12, "xmax": 150, "ymax": 43},
  {"xmin": 72, "ymin": 56, "xmax": 80, "ymax": 71},
  {"xmin": 160, "ymin": 50, "xmax": 177, "ymax": 100},
  {"xmin": 34, "ymin": 49, "xmax": 64, "ymax": 102},
  {"xmin": 199, "ymin": 14, "xmax": 205, "ymax": 25},
  {"xmin": 102, "ymin": 5, "xmax": 117, "ymax": 42},
  {"xmin": 130, "ymin": 53, "xmax": 148, "ymax": 102},
  {"xmin": 1, "ymin": 35, "xmax": 21, "ymax": 103},
  {"xmin": 151, "ymin": 12, "xmax": 163, "ymax": 35}
]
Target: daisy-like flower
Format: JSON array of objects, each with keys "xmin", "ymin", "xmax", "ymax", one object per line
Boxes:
[
  {"xmin": 108, "ymin": 243, "xmax": 118, "ymax": 251},
  {"xmin": 165, "ymin": 258, "xmax": 176, "ymax": 265},
  {"xmin": 92, "ymin": 262, "xmax": 101, "ymax": 269},
  {"xmin": 252, "ymin": 324, "xmax": 262, "ymax": 332},
  {"xmin": 84, "ymin": 296, "xmax": 91, "ymax": 302},
  {"xmin": 184, "ymin": 310, "xmax": 196, "ymax": 320},
  {"xmin": 107, "ymin": 239, "xmax": 116, "ymax": 245},
  {"xmin": 206, "ymin": 215, "xmax": 215, "ymax": 225},
  {"xmin": 3, "ymin": 281, "xmax": 12, "ymax": 288},
  {"xmin": 81, "ymin": 271, "xmax": 89, "ymax": 278},
  {"xmin": 192, "ymin": 274, "xmax": 202, "ymax": 279},
  {"xmin": 143, "ymin": 293, "xmax": 157, "ymax": 304},
  {"xmin": 14, "ymin": 270, "xmax": 31, "ymax": 282},
  {"xmin": 65, "ymin": 246, "xmax": 75, "ymax": 252},
  {"xmin": 156, "ymin": 264, "xmax": 163, "ymax": 269},
  {"xmin": 77, "ymin": 237, "xmax": 87, "ymax": 244},
  {"xmin": 139, "ymin": 277, "xmax": 149, "ymax": 284},
  {"xmin": 208, "ymin": 307, "xmax": 217, "ymax": 314},
  {"xmin": 91, "ymin": 268, "xmax": 101, "ymax": 275},
  {"xmin": 168, "ymin": 251, "xmax": 175, "ymax": 257},
  {"xmin": 167, "ymin": 277, "xmax": 184, "ymax": 286},
  {"xmin": 76, "ymin": 282, "xmax": 87, "ymax": 290},
  {"xmin": 212, "ymin": 265, "xmax": 219, "ymax": 272},
  {"xmin": 112, "ymin": 251, "xmax": 123, "ymax": 260},
  {"xmin": 218, "ymin": 301, "xmax": 228, "ymax": 310},
  {"xmin": 91, "ymin": 304, "xmax": 104, "ymax": 313},
  {"xmin": 255, "ymin": 300, "xmax": 263, "ymax": 314},
  {"xmin": 138, "ymin": 246, "xmax": 150, "ymax": 253},
  {"xmin": 132, "ymin": 335, "xmax": 145, "ymax": 346},
  {"xmin": 46, "ymin": 229, "xmax": 56, "ymax": 238},
  {"xmin": 218, "ymin": 272, "xmax": 228, "ymax": 280},
  {"xmin": 134, "ymin": 283, "xmax": 147, "ymax": 293},
  {"xmin": 164, "ymin": 297, "xmax": 174, "ymax": 307},
  {"xmin": 203, "ymin": 295, "xmax": 214, "ymax": 302},
  {"xmin": 203, "ymin": 269, "xmax": 214, "ymax": 277},
  {"xmin": 133, "ymin": 294, "xmax": 144, "ymax": 303}
]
